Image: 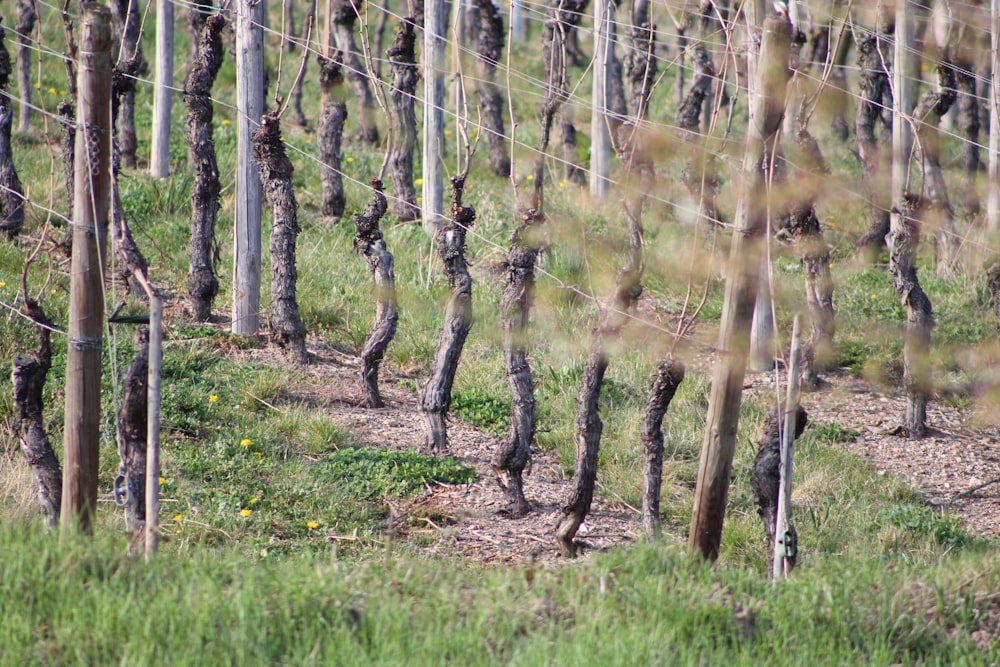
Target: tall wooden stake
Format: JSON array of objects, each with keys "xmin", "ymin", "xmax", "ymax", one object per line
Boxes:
[
  {"xmin": 233, "ymin": 0, "xmax": 264, "ymax": 334},
  {"xmin": 892, "ymin": 0, "xmax": 915, "ymax": 203},
  {"xmin": 773, "ymin": 314, "xmax": 802, "ymax": 580},
  {"xmin": 989, "ymin": 0, "xmax": 1000, "ymax": 230},
  {"xmin": 689, "ymin": 16, "xmax": 791, "ymax": 561},
  {"xmin": 422, "ymin": 0, "xmax": 446, "ymax": 234},
  {"xmin": 145, "ymin": 296, "xmax": 162, "ymax": 560},
  {"xmin": 62, "ymin": 3, "xmax": 112, "ymax": 535},
  {"xmin": 589, "ymin": 0, "xmax": 613, "ymax": 197},
  {"xmin": 150, "ymin": 0, "xmax": 174, "ymax": 177}
]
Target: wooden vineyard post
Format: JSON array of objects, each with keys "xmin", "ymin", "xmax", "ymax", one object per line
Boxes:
[
  {"xmin": 989, "ymin": 0, "xmax": 1000, "ymax": 231},
  {"xmin": 688, "ymin": 16, "xmax": 791, "ymax": 561},
  {"xmin": 145, "ymin": 296, "xmax": 162, "ymax": 561},
  {"xmin": 150, "ymin": 0, "xmax": 174, "ymax": 178},
  {"xmin": 233, "ymin": 0, "xmax": 264, "ymax": 335},
  {"xmin": 422, "ymin": 0, "xmax": 446, "ymax": 234},
  {"xmin": 62, "ymin": 3, "xmax": 112, "ymax": 535},
  {"xmin": 589, "ymin": 0, "xmax": 613, "ymax": 198},
  {"xmin": 773, "ymin": 315, "xmax": 802, "ymax": 580}
]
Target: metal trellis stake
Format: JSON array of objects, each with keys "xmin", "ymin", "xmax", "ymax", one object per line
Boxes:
[{"xmin": 773, "ymin": 314, "xmax": 802, "ymax": 580}]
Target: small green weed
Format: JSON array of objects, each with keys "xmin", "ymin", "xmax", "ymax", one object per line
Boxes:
[
  {"xmin": 877, "ymin": 503, "xmax": 971, "ymax": 549},
  {"xmin": 315, "ymin": 448, "xmax": 474, "ymax": 499},
  {"xmin": 451, "ymin": 389, "xmax": 509, "ymax": 437}
]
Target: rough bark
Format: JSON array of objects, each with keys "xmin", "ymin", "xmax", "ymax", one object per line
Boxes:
[
  {"xmin": 317, "ymin": 50, "xmax": 347, "ymax": 217},
  {"xmin": 955, "ymin": 59, "xmax": 980, "ymax": 219},
  {"xmin": 185, "ymin": 11, "xmax": 226, "ymax": 321},
  {"xmin": 640, "ymin": 358, "xmax": 685, "ymax": 540},
  {"xmin": 624, "ymin": 0, "xmax": 656, "ymax": 121},
  {"xmin": 386, "ymin": 18, "xmax": 420, "ymax": 221},
  {"xmin": 555, "ymin": 124, "xmax": 648, "ymax": 557},
  {"xmin": 331, "ymin": 0, "xmax": 379, "ymax": 145},
  {"xmin": 0, "ymin": 23, "xmax": 25, "ymax": 241},
  {"xmin": 353, "ymin": 180, "xmax": 398, "ymax": 408},
  {"xmin": 888, "ymin": 195, "xmax": 934, "ymax": 439},
  {"xmin": 474, "ymin": 0, "xmax": 510, "ymax": 178},
  {"xmin": 111, "ymin": 0, "xmax": 147, "ymax": 168},
  {"xmin": 15, "ymin": 0, "xmax": 36, "ymax": 133},
  {"xmin": 854, "ymin": 31, "xmax": 893, "ymax": 261},
  {"xmin": 253, "ymin": 110, "xmax": 309, "ymax": 365},
  {"xmin": 786, "ymin": 128, "xmax": 836, "ymax": 389},
  {"xmin": 118, "ymin": 328, "xmax": 149, "ymax": 532},
  {"xmin": 676, "ymin": 43, "xmax": 724, "ymax": 239},
  {"xmin": 494, "ymin": 208, "xmax": 545, "ymax": 516},
  {"xmin": 11, "ymin": 300, "xmax": 61, "ymax": 530},
  {"xmin": 750, "ymin": 405, "xmax": 807, "ymax": 559},
  {"xmin": 420, "ymin": 177, "xmax": 476, "ymax": 454}
]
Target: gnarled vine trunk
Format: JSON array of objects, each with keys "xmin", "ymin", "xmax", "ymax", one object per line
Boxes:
[
  {"xmin": 12, "ymin": 300, "xmax": 61, "ymax": 530},
  {"xmin": 353, "ymin": 180, "xmax": 398, "ymax": 408},
  {"xmin": 912, "ymin": 58, "xmax": 959, "ymax": 274},
  {"xmin": 111, "ymin": 0, "xmax": 146, "ymax": 168},
  {"xmin": 494, "ymin": 208, "xmax": 545, "ymax": 516},
  {"xmin": 331, "ymin": 0, "xmax": 379, "ymax": 145},
  {"xmin": 118, "ymin": 328, "xmax": 149, "ymax": 533},
  {"xmin": 474, "ymin": 0, "xmax": 510, "ymax": 178},
  {"xmin": 0, "ymin": 22, "xmax": 25, "ymax": 241},
  {"xmin": 787, "ymin": 129, "xmax": 836, "ymax": 389},
  {"xmin": 854, "ymin": 31, "xmax": 893, "ymax": 261},
  {"xmin": 253, "ymin": 110, "xmax": 309, "ymax": 365},
  {"xmin": 640, "ymin": 358, "xmax": 685, "ymax": 540},
  {"xmin": 317, "ymin": 50, "xmax": 347, "ymax": 217},
  {"xmin": 420, "ymin": 177, "xmax": 476, "ymax": 454},
  {"xmin": 889, "ymin": 196, "xmax": 934, "ymax": 439},
  {"xmin": 185, "ymin": 11, "xmax": 226, "ymax": 320},
  {"xmin": 750, "ymin": 406, "xmax": 807, "ymax": 560},
  {"xmin": 386, "ymin": 18, "xmax": 420, "ymax": 221},
  {"xmin": 15, "ymin": 0, "xmax": 36, "ymax": 133},
  {"xmin": 555, "ymin": 124, "xmax": 648, "ymax": 556}
]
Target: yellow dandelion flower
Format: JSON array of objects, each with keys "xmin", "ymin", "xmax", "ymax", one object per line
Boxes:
[
  {"xmin": 240, "ymin": 509, "xmax": 252, "ymax": 517},
  {"xmin": 559, "ymin": 180, "xmax": 567, "ymax": 188},
  {"xmin": 240, "ymin": 438, "xmax": 252, "ymax": 446},
  {"xmin": 209, "ymin": 394, "xmax": 219, "ymax": 403},
  {"xmin": 50, "ymin": 289, "xmax": 57, "ymax": 295},
  {"xmin": 417, "ymin": 196, "xmax": 423, "ymax": 203},
  {"xmin": 307, "ymin": 521, "xmax": 319, "ymax": 530},
  {"xmin": 221, "ymin": 119, "xmax": 231, "ymax": 126},
  {"xmin": 526, "ymin": 174, "xmax": 534, "ymax": 181},
  {"xmin": 253, "ymin": 451, "xmax": 263, "ymax": 457},
  {"xmin": 444, "ymin": 129, "xmax": 452, "ymax": 136},
  {"xmin": 346, "ymin": 157, "xmax": 354, "ymax": 163},
  {"xmin": 249, "ymin": 497, "xmax": 258, "ymax": 504},
  {"xmin": 59, "ymin": 90, "xmax": 66, "ymax": 96},
  {"xmin": 158, "ymin": 477, "xmax": 166, "ymax": 485},
  {"xmin": 48, "ymin": 87, "xmax": 56, "ymax": 95},
  {"xmin": 870, "ymin": 294, "xmax": 877, "ymax": 299},
  {"xmin": 173, "ymin": 514, "xmax": 183, "ymax": 522},
  {"xmin": 0, "ymin": 282, "xmax": 6, "ymax": 288},
  {"xmin": 414, "ymin": 178, "xmax": 424, "ymax": 185}
]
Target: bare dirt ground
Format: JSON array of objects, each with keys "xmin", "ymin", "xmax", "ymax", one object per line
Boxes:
[{"xmin": 241, "ymin": 334, "xmax": 1000, "ymax": 563}]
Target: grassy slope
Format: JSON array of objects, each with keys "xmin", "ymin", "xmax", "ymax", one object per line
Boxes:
[{"xmin": 0, "ymin": 7, "xmax": 998, "ymax": 665}]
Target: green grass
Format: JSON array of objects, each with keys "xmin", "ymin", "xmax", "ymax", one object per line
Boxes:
[{"xmin": 1, "ymin": 4, "xmax": 999, "ymax": 665}]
